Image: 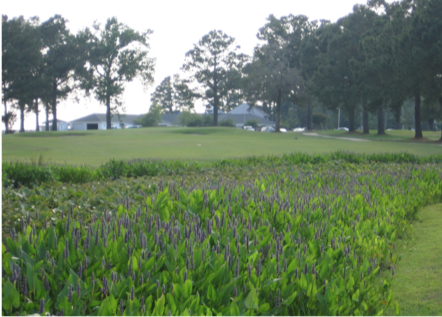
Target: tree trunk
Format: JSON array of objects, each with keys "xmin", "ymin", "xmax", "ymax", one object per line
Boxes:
[
  {"xmin": 348, "ymin": 107, "xmax": 355, "ymax": 132},
  {"xmin": 275, "ymin": 88, "xmax": 282, "ymax": 132},
  {"xmin": 106, "ymin": 95, "xmax": 111, "ymax": 129},
  {"xmin": 19, "ymin": 104, "xmax": 25, "ymax": 133},
  {"xmin": 213, "ymin": 57, "xmax": 218, "ymax": 126},
  {"xmin": 394, "ymin": 106, "xmax": 401, "ymax": 130},
  {"xmin": 35, "ymin": 99, "xmax": 40, "ymax": 132},
  {"xmin": 377, "ymin": 106, "xmax": 385, "ymax": 135},
  {"xmin": 3, "ymin": 85, "xmax": 8, "ymax": 133},
  {"xmin": 439, "ymin": 96, "xmax": 442, "ymax": 141},
  {"xmin": 306, "ymin": 104, "xmax": 313, "ymax": 130},
  {"xmin": 52, "ymin": 81, "xmax": 58, "ymax": 131},
  {"xmin": 414, "ymin": 90, "xmax": 423, "ymax": 138},
  {"xmin": 45, "ymin": 106, "xmax": 49, "ymax": 131},
  {"xmin": 363, "ymin": 106, "xmax": 369, "ymax": 134}
]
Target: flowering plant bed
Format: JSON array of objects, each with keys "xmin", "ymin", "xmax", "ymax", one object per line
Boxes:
[{"xmin": 2, "ymin": 161, "xmax": 442, "ymax": 315}]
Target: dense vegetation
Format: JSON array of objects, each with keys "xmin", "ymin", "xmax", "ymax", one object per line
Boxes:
[
  {"xmin": 2, "ymin": 153, "xmax": 442, "ymax": 315},
  {"xmin": 3, "ymin": 151, "xmax": 442, "ymax": 189}
]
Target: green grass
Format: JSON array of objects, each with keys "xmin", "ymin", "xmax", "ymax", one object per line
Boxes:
[
  {"xmin": 3, "ymin": 127, "xmax": 442, "ymax": 166},
  {"xmin": 315, "ymin": 129, "xmax": 442, "ymax": 142},
  {"xmin": 385, "ymin": 203, "xmax": 442, "ymax": 315}
]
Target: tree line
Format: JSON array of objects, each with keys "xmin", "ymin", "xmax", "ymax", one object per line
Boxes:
[
  {"xmin": 3, "ymin": 0, "xmax": 442, "ymax": 139},
  {"xmin": 2, "ymin": 15, "xmax": 154, "ymax": 132}
]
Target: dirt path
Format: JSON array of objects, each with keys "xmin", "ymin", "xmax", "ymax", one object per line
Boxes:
[{"xmin": 303, "ymin": 132, "xmax": 371, "ymax": 142}]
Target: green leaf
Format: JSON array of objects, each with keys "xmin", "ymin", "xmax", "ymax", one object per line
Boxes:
[
  {"xmin": 262, "ymin": 278, "xmax": 282, "ymax": 289},
  {"xmin": 258, "ymin": 302, "xmax": 270, "ymax": 313},
  {"xmin": 282, "ymin": 291, "xmax": 297, "ymax": 306},
  {"xmin": 183, "ymin": 279, "xmax": 193, "ymax": 298},
  {"xmin": 2, "ymin": 281, "xmax": 20, "ymax": 311},
  {"xmin": 166, "ymin": 293, "xmax": 177, "ymax": 315},
  {"xmin": 346, "ymin": 276, "xmax": 355, "ymax": 290},
  {"xmin": 153, "ymin": 295, "xmax": 166, "ymax": 316},
  {"xmin": 207, "ymin": 283, "xmax": 217, "ymax": 301},
  {"xmin": 145, "ymin": 295, "xmax": 153, "ymax": 313},
  {"xmin": 97, "ymin": 295, "xmax": 117, "ymax": 316},
  {"xmin": 244, "ymin": 286, "xmax": 259, "ymax": 310},
  {"xmin": 352, "ymin": 289, "xmax": 360, "ymax": 302},
  {"xmin": 230, "ymin": 301, "xmax": 240, "ymax": 316}
]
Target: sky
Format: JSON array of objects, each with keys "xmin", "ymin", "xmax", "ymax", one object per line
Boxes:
[{"xmin": 2, "ymin": 0, "xmax": 369, "ymax": 131}]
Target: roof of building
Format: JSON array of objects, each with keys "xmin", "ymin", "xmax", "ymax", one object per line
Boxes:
[
  {"xmin": 227, "ymin": 103, "xmax": 268, "ymax": 119},
  {"xmin": 70, "ymin": 113, "xmax": 142, "ymax": 124},
  {"xmin": 41, "ymin": 119, "xmax": 69, "ymax": 124}
]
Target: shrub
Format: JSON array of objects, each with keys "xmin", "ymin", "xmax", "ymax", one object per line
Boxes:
[
  {"xmin": 177, "ymin": 111, "xmax": 203, "ymax": 127},
  {"xmin": 244, "ymin": 119, "xmax": 258, "ymax": 129},
  {"xmin": 219, "ymin": 118, "xmax": 235, "ymax": 127}
]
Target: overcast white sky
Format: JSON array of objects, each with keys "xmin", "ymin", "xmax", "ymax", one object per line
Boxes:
[{"xmin": 3, "ymin": 0, "xmax": 369, "ymax": 130}]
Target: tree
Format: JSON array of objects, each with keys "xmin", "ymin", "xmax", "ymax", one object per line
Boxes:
[
  {"xmin": 183, "ymin": 30, "xmax": 248, "ymax": 126},
  {"xmin": 244, "ymin": 41, "xmax": 300, "ymax": 132},
  {"xmin": 79, "ymin": 17, "xmax": 155, "ymax": 129},
  {"xmin": 151, "ymin": 76, "xmax": 174, "ymax": 113},
  {"xmin": 2, "ymin": 15, "xmax": 43, "ymax": 132},
  {"xmin": 134, "ymin": 103, "xmax": 162, "ymax": 127},
  {"xmin": 310, "ymin": 7, "xmax": 377, "ymax": 133},
  {"xmin": 151, "ymin": 75, "xmax": 196, "ymax": 113},
  {"xmin": 244, "ymin": 15, "xmax": 307, "ymax": 132},
  {"xmin": 40, "ymin": 15, "xmax": 85, "ymax": 131}
]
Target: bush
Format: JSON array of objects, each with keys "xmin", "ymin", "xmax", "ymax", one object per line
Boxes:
[
  {"xmin": 219, "ymin": 118, "xmax": 235, "ymax": 127},
  {"xmin": 177, "ymin": 111, "xmax": 201, "ymax": 127},
  {"xmin": 244, "ymin": 119, "xmax": 258, "ymax": 129}
]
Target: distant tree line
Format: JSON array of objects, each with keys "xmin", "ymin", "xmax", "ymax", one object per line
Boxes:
[
  {"xmin": 2, "ymin": 15, "xmax": 155, "ymax": 132},
  {"xmin": 3, "ymin": 0, "xmax": 442, "ymax": 140}
]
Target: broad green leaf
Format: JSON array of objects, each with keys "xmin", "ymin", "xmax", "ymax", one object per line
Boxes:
[
  {"xmin": 258, "ymin": 303, "xmax": 270, "ymax": 313},
  {"xmin": 2, "ymin": 281, "xmax": 20, "ymax": 311},
  {"xmin": 153, "ymin": 295, "xmax": 165, "ymax": 316},
  {"xmin": 97, "ymin": 295, "xmax": 117, "ymax": 316},
  {"xmin": 230, "ymin": 301, "xmax": 240, "ymax": 316},
  {"xmin": 346, "ymin": 276, "xmax": 355, "ymax": 290},
  {"xmin": 282, "ymin": 291, "xmax": 297, "ymax": 306},
  {"xmin": 183, "ymin": 279, "xmax": 193, "ymax": 298},
  {"xmin": 244, "ymin": 287, "xmax": 259, "ymax": 310},
  {"xmin": 166, "ymin": 293, "xmax": 177, "ymax": 315}
]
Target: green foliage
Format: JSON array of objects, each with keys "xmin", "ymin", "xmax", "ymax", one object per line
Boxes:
[
  {"xmin": 219, "ymin": 118, "xmax": 235, "ymax": 127},
  {"xmin": 78, "ymin": 17, "xmax": 155, "ymax": 129},
  {"xmin": 2, "ymin": 158, "xmax": 442, "ymax": 315},
  {"xmin": 176, "ymin": 112, "xmax": 212, "ymax": 127},
  {"xmin": 244, "ymin": 119, "xmax": 258, "ymax": 128},
  {"xmin": 182, "ymin": 30, "xmax": 248, "ymax": 126},
  {"xmin": 135, "ymin": 103, "xmax": 162, "ymax": 127},
  {"xmin": 312, "ymin": 113, "xmax": 328, "ymax": 129},
  {"xmin": 3, "ymin": 151, "xmax": 442, "ymax": 189}
]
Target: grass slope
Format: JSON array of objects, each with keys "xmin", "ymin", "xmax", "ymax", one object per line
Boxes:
[
  {"xmin": 2, "ymin": 127, "xmax": 441, "ymax": 166},
  {"xmin": 388, "ymin": 203, "xmax": 442, "ymax": 315}
]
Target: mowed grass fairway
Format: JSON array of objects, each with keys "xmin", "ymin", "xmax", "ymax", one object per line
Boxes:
[{"xmin": 2, "ymin": 127, "xmax": 441, "ymax": 166}]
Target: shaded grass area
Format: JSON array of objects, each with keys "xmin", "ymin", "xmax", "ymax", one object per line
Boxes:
[
  {"xmin": 3, "ymin": 127, "xmax": 442, "ymax": 166},
  {"xmin": 315, "ymin": 129, "xmax": 441, "ymax": 142},
  {"xmin": 385, "ymin": 204, "xmax": 442, "ymax": 315}
]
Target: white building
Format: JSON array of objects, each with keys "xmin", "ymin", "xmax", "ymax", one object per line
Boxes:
[{"xmin": 69, "ymin": 113, "xmax": 142, "ymax": 130}]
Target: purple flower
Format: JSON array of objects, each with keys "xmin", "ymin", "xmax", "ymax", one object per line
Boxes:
[
  {"xmin": 39, "ymin": 298, "xmax": 45, "ymax": 314},
  {"xmin": 120, "ymin": 298, "xmax": 124, "ymax": 315},
  {"xmin": 68, "ymin": 285, "xmax": 73, "ymax": 302}
]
